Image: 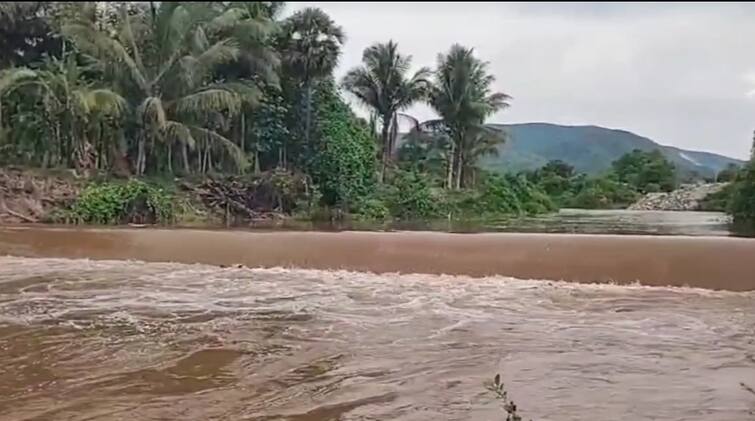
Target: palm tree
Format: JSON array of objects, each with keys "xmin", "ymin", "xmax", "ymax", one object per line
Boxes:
[
  {"xmin": 463, "ymin": 126, "xmax": 506, "ymax": 187},
  {"xmin": 342, "ymin": 40, "xmax": 430, "ymax": 181},
  {"xmin": 62, "ymin": 2, "xmax": 264, "ymax": 175},
  {"xmin": 426, "ymin": 44, "xmax": 510, "ymax": 189},
  {"xmin": 277, "ymin": 7, "xmax": 344, "ymax": 158},
  {"xmin": 0, "ymin": 53, "xmax": 125, "ymax": 170}
]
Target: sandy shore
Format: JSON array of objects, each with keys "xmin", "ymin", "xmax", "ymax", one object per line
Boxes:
[{"xmin": 1, "ymin": 226, "xmax": 754, "ymax": 291}]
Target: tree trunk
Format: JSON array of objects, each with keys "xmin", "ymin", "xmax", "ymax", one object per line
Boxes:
[
  {"xmin": 182, "ymin": 143, "xmax": 190, "ymax": 174},
  {"xmin": 453, "ymin": 133, "xmax": 464, "ymax": 190},
  {"xmin": 54, "ymin": 121, "xmax": 62, "ymax": 166},
  {"xmin": 446, "ymin": 142, "xmax": 455, "ymax": 189},
  {"xmin": 137, "ymin": 136, "xmax": 146, "ymax": 176},
  {"xmin": 254, "ymin": 148, "xmax": 261, "ymax": 174},
  {"xmin": 240, "ymin": 112, "xmax": 246, "ymax": 174},
  {"xmin": 196, "ymin": 145, "xmax": 201, "ymax": 173},
  {"xmin": 379, "ymin": 113, "xmax": 391, "ymax": 183},
  {"xmin": 455, "ymin": 149, "xmax": 463, "ymax": 190},
  {"xmin": 304, "ymin": 81, "xmax": 312, "ymax": 147},
  {"xmin": 240, "ymin": 113, "xmax": 246, "ymax": 153}
]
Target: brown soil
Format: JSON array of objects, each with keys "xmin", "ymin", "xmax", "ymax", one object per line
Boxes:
[{"xmin": 0, "ymin": 167, "xmax": 81, "ymax": 224}]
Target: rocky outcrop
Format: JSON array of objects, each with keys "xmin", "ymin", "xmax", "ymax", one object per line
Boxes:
[{"xmin": 628, "ymin": 182, "xmax": 729, "ymax": 211}]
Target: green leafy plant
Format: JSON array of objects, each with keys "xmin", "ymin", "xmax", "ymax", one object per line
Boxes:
[
  {"xmin": 69, "ymin": 180, "xmax": 173, "ymax": 225},
  {"xmin": 381, "ymin": 170, "xmax": 441, "ymax": 220},
  {"xmin": 310, "ymin": 83, "xmax": 377, "ymax": 211}
]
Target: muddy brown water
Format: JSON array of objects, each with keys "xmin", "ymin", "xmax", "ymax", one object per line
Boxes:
[{"xmin": 1, "ymin": 226, "xmax": 754, "ymax": 420}]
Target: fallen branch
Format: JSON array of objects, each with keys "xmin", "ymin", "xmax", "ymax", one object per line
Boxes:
[{"xmin": 4, "ymin": 208, "xmax": 38, "ymax": 223}]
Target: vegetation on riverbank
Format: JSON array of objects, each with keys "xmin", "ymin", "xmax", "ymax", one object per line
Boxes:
[
  {"xmin": 0, "ymin": 3, "xmax": 751, "ymax": 226},
  {"xmin": 521, "ymin": 149, "xmax": 678, "ymax": 209},
  {"xmin": 0, "ymin": 2, "xmax": 555, "ymax": 225},
  {"xmin": 696, "ymin": 135, "xmax": 755, "ymax": 225}
]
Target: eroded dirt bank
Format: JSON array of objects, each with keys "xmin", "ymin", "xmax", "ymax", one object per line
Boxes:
[{"xmin": 1, "ymin": 226, "xmax": 754, "ymax": 291}]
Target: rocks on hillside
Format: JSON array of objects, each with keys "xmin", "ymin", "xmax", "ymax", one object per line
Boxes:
[{"xmin": 628, "ymin": 182, "xmax": 729, "ymax": 211}]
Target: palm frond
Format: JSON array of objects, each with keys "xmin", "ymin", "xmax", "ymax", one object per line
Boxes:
[
  {"xmin": 189, "ymin": 125, "xmax": 248, "ymax": 170},
  {"xmin": 164, "ymin": 120, "xmax": 197, "ymax": 149},
  {"xmin": 0, "ymin": 68, "xmax": 39, "ymax": 94},
  {"xmin": 62, "ymin": 23, "xmax": 149, "ymax": 93},
  {"xmin": 84, "ymin": 89, "xmax": 127, "ymax": 117},
  {"xmin": 137, "ymin": 96, "xmax": 167, "ymax": 130},
  {"xmin": 197, "ymin": 39, "xmax": 240, "ymax": 73},
  {"xmin": 173, "ymin": 88, "xmax": 242, "ymax": 117}
]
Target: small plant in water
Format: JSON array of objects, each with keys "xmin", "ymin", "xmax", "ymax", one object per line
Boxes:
[
  {"xmin": 743, "ymin": 383, "xmax": 755, "ymax": 417},
  {"xmin": 486, "ymin": 374, "xmax": 531, "ymax": 421}
]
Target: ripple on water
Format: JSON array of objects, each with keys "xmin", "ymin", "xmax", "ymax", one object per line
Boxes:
[{"xmin": 0, "ymin": 256, "xmax": 753, "ymax": 421}]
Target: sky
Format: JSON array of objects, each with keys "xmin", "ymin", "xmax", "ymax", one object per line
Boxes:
[{"xmin": 285, "ymin": 2, "xmax": 755, "ymax": 159}]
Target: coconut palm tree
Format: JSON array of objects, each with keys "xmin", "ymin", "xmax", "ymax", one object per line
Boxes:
[
  {"xmin": 342, "ymin": 40, "xmax": 430, "ymax": 181},
  {"xmin": 62, "ymin": 2, "xmax": 267, "ymax": 175},
  {"xmin": 0, "ymin": 53, "xmax": 125, "ymax": 170},
  {"xmin": 426, "ymin": 44, "xmax": 510, "ymax": 189},
  {"xmin": 277, "ymin": 7, "xmax": 344, "ymax": 155},
  {"xmin": 462, "ymin": 125, "xmax": 506, "ymax": 187}
]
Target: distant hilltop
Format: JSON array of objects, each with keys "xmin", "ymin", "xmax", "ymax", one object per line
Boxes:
[{"xmin": 477, "ymin": 123, "xmax": 744, "ymax": 178}]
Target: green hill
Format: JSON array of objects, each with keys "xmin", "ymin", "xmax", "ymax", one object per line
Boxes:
[{"xmin": 482, "ymin": 123, "xmax": 743, "ymax": 179}]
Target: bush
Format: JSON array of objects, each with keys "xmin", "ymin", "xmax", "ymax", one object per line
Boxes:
[
  {"xmin": 612, "ymin": 149, "xmax": 677, "ymax": 193},
  {"xmin": 563, "ymin": 176, "xmax": 639, "ymax": 209},
  {"xmin": 68, "ymin": 180, "xmax": 173, "ymax": 225},
  {"xmin": 728, "ymin": 162, "xmax": 755, "ymax": 223},
  {"xmin": 311, "ymin": 84, "xmax": 377, "ymax": 211},
  {"xmin": 446, "ymin": 173, "xmax": 555, "ymax": 218},
  {"xmin": 381, "ymin": 170, "xmax": 441, "ymax": 220},
  {"xmin": 353, "ymin": 196, "xmax": 390, "ymax": 221}
]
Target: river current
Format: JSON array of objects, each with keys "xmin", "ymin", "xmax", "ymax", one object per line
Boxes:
[{"xmin": 1, "ymin": 256, "xmax": 753, "ymax": 420}]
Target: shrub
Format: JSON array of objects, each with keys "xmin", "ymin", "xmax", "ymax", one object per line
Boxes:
[
  {"xmin": 453, "ymin": 173, "xmax": 555, "ymax": 218},
  {"xmin": 69, "ymin": 180, "xmax": 173, "ymax": 225},
  {"xmin": 311, "ymin": 85, "xmax": 377, "ymax": 211},
  {"xmin": 353, "ymin": 196, "xmax": 390, "ymax": 221},
  {"xmin": 728, "ymin": 162, "xmax": 755, "ymax": 223},
  {"xmin": 381, "ymin": 170, "xmax": 441, "ymax": 220}
]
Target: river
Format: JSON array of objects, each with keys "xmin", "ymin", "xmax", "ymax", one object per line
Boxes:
[
  {"xmin": 0, "ymin": 210, "xmax": 754, "ymax": 420},
  {"xmin": 251, "ymin": 209, "xmax": 743, "ymax": 237}
]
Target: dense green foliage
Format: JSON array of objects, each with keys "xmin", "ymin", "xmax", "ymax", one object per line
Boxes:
[
  {"xmin": 380, "ymin": 170, "xmax": 440, "ymax": 220},
  {"xmin": 611, "ymin": 149, "xmax": 676, "ymax": 193},
  {"xmin": 68, "ymin": 180, "xmax": 173, "ymax": 224},
  {"xmin": 728, "ymin": 161, "xmax": 755, "ymax": 223},
  {"xmin": 715, "ymin": 163, "xmax": 740, "ymax": 183},
  {"xmin": 524, "ymin": 150, "xmax": 680, "ymax": 209},
  {"xmin": 342, "ymin": 40, "xmax": 430, "ymax": 181},
  {"xmin": 310, "ymin": 84, "xmax": 376, "ymax": 209},
  {"xmin": 0, "ymin": 1, "xmax": 560, "ymax": 225},
  {"xmin": 695, "ymin": 136, "xmax": 755, "ymax": 224}
]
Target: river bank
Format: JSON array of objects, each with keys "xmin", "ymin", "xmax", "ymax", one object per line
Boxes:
[{"xmin": 1, "ymin": 226, "xmax": 754, "ymax": 291}]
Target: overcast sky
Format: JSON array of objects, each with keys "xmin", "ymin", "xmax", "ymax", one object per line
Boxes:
[{"xmin": 286, "ymin": 2, "xmax": 755, "ymax": 159}]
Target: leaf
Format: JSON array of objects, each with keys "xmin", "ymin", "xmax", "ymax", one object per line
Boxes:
[
  {"xmin": 137, "ymin": 97, "xmax": 167, "ymax": 130},
  {"xmin": 189, "ymin": 125, "xmax": 249, "ymax": 171},
  {"xmin": 173, "ymin": 88, "xmax": 242, "ymax": 117},
  {"xmin": 164, "ymin": 121, "xmax": 196, "ymax": 149}
]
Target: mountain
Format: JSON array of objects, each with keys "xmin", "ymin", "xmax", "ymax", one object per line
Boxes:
[{"xmin": 481, "ymin": 123, "xmax": 744, "ymax": 178}]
